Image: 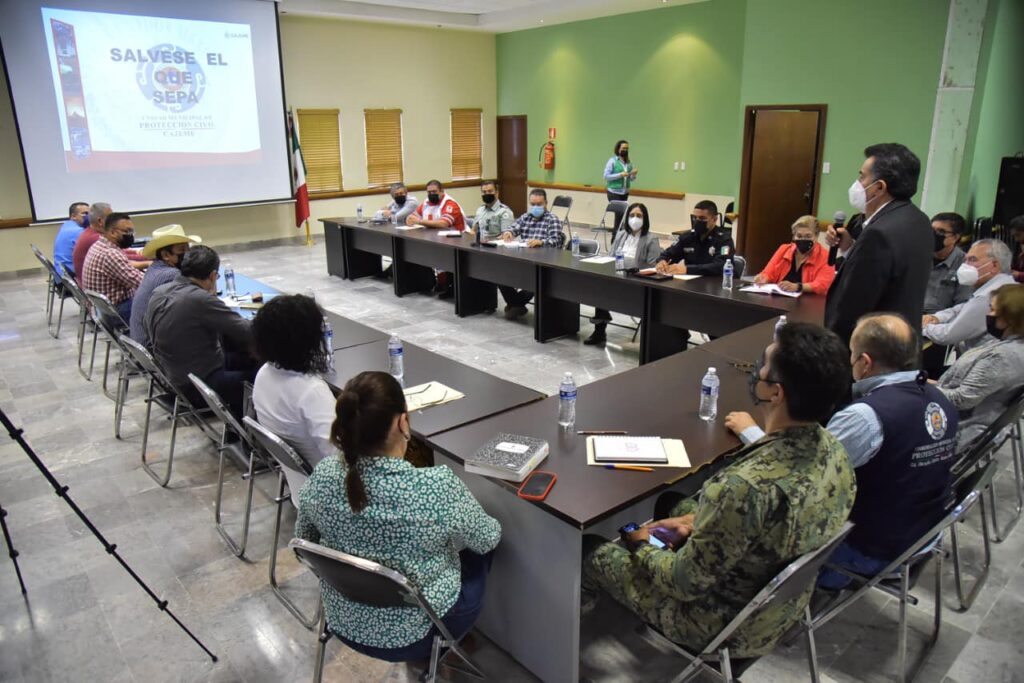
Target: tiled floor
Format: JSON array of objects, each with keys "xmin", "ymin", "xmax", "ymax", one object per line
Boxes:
[{"xmin": 1, "ymin": 237, "xmax": 1022, "ymax": 682}]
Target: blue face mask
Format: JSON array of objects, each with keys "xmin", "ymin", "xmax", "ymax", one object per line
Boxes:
[{"xmin": 529, "ymin": 205, "xmax": 545, "ymax": 218}]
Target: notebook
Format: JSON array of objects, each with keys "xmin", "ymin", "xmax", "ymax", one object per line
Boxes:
[
  {"xmin": 464, "ymin": 433, "xmax": 549, "ymax": 482},
  {"xmin": 739, "ymin": 283, "xmax": 802, "ymax": 298},
  {"xmin": 591, "ymin": 436, "xmax": 669, "ymax": 464}
]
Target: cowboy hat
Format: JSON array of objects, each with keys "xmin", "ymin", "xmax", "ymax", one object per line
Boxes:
[{"xmin": 142, "ymin": 224, "xmax": 202, "ymax": 258}]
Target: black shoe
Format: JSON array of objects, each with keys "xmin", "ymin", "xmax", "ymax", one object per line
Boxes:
[
  {"xmin": 437, "ymin": 286, "xmax": 454, "ymax": 300},
  {"xmin": 584, "ymin": 325, "xmax": 607, "ymax": 345},
  {"xmin": 504, "ymin": 304, "xmax": 528, "ymax": 319}
]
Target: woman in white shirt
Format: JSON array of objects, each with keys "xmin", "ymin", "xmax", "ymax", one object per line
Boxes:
[
  {"xmin": 252, "ymin": 294, "xmax": 337, "ymax": 469},
  {"xmin": 586, "ymin": 203, "xmax": 662, "ymax": 345}
]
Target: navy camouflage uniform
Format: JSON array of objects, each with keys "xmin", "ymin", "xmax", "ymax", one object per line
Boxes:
[{"xmin": 584, "ymin": 424, "xmax": 856, "ymax": 657}]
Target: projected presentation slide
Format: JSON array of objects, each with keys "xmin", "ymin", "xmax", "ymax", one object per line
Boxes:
[{"xmin": 41, "ymin": 7, "xmax": 261, "ymax": 172}]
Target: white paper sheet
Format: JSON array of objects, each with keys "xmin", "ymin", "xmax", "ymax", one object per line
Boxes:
[
  {"xmin": 403, "ymin": 381, "xmax": 464, "ymax": 411},
  {"xmin": 580, "ymin": 255, "xmax": 616, "ymax": 264},
  {"xmin": 739, "ymin": 283, "xmax": 802, "ymax": 298},
  {"xmin": 586, "ymin": 437, "xmax": 691, "ymax": 468}
]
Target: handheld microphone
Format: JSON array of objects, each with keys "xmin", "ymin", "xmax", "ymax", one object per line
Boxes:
[{"xmin": 828, "ymin": 210, "xmax": 847, "ymax": 266}]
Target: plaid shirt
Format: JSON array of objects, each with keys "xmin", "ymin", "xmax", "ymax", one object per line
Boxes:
[
  {"xmin": 82, "ymin": 237, "xmax": 143, "ymax": 305},
  {"xmin": 508, "ymin": 210, "xmax": 565, "ymax": 248}
]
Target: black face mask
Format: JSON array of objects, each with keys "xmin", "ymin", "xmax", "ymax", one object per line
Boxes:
[
  {"xmin": 482, "ymin": 193, "xmax": 496, "ymax": 205},
  {"xmin": 392, "ymin": 194, "xmax": 407, "ymax": 207},
  {"xmin": 619, "ymin": 150, "xmax": 629, "ymax": 159},
  {"xmin": 747, "ymin": 358, "xmax": 780, "ymax": 406},
  {"xmin": 691, "ymin": 216, "xmax": 709, "ymax": 238},
  {"xmin": 427, "ymin": 192, "xmax": 441, "ymax": 204},
  {"xmin": 794, "ymin": 239, "xmax": 814, "ymax": 255},
  {"xmin": 933, "ymin": 231, "xmax": 949, "ymax": 253},
  {"xmin": 986, "ymin": 314, "xmax": 1005, "ymax": 340},
  {"xmin": 118, "ymin": 231, "xmax": 135, "ymax": 249}
]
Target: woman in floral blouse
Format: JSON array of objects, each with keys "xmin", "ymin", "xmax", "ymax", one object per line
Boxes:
[{"xmin": 295, "ymin": 371, "xmax": 501, "ymax": 662}]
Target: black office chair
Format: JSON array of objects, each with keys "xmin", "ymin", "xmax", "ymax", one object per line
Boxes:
[
  {"xmin": 640, "ymin": 522, "xmax": 853, "ymax": 682},
  {"xmin": 57, "ymin": 265, "xmax": 95, "ymax": 380},
  {"xmin": 289, "ymin": 538, "xmax": 486, "ymax": 683}
]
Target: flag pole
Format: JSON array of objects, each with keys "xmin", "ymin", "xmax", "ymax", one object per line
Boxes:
[{"xmin": 304, "ymin": 218, "xmax": 313, "ymax": 247}]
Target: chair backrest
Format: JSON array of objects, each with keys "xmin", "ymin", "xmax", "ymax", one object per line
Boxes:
[
  {"xmin": 550, "ymin": 194, "xmax": 572, "ymax": 225},
  {"xmin": 731, "ymin": 254, "xmax": 747, "ymax": 279},
  {"xmin": 120, "ymin": 335, "xmax": 179, "ymax": 394},
  {"xmin": 577, "ymin": 239, "xmax": 600, "ymax": 256},
  {"xmin": 289, "ymin": 538, "xmax": 455, "ymax": 638},
  {"xmin": 59, "ymin": 265, "xmax": 88, "ymax": 307},
  {"xmin": 953, "ymin": 387, "xmax": 1024, "ymax": 478},
  {"xmin": 704, "ymin": 521, "xmax": 854, "ymax": 654},
  {"xmin": 603, "ymin": 201, "xmax": 629, "ymax": 233},
  {"xmin": 188, "ymin": 373, "xmax": 250, "ymax": 445},
  {"xmin": 243, "ymin": 416, "xmax": 311, "ymax": 497},
  {"xmin": 83, "ymin": 289, "xmax": 128, "ymax": 337},
  {"xmin": 30, "ymin": 244, "xmax": 59, "ymax": 279}
]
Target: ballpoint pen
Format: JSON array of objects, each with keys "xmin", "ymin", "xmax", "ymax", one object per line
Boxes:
[{"xmin": 604, "ymin": 464, "xmax": 654, "ymax": 472}]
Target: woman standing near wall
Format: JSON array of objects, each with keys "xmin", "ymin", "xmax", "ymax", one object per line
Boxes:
[{"xmin": 604, "ymin": 140, "xmax": 637, "ymax": 202}]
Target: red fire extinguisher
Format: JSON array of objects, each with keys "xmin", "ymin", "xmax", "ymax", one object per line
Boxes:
[{"xmin": 538, "ymin": 140, "xmax": 555, "ymax": 170}]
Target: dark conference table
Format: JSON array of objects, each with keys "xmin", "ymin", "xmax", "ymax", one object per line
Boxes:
[
  {"xmin": 312, "ymin": 220, "xmax": 830, "ymax": 681},
  {"xmin": 321, "ymin": 218, "xmax": 823, "ymax": 363},
  {"xmin": 323, "ymin": 338, "xmax": 544, "ymax": 438},
  {"xmin": 428, "ymin": 346, "xmax": 757, "ymax": 682}
]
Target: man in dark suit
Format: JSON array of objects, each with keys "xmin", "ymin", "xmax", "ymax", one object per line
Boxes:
[{"xmin": 824, "ymin": 143, "xmax": 933, "ymax": 347}]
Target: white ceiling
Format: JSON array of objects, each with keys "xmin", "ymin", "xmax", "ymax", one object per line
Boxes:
[{"xmin": 277, "ymin": 0, "xmax": 707, "ymax": 33}]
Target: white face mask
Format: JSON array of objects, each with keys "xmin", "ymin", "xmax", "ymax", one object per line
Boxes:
[
  {"xmin": 628, "ymin": 216, "xmax": 643, "ymax": 231},
  {"xmin": 848, "ymin": 179, "xmax": 868, "ymax": 212},
  {"xmin": 956, "ymin": 262, "xmax": 981, "ymax": 287}
]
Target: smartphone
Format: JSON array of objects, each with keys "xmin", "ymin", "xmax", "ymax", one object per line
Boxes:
[
  {"xmin": 517, "ymin": 470, "xmax": 556, "ymax": 501},
  {"xmin": 647, "ymin": 534, "xmax": 668, "ymax": 550}
]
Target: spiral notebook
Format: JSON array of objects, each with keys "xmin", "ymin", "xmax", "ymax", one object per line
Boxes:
[{"xmin": 591, "ymin": 436, "xmax": 669, "ymax": 464}]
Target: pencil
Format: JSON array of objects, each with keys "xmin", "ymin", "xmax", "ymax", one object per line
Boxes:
[{"xmin": 604, "ymin": 464, "xmax": 655, "ymax": 472}]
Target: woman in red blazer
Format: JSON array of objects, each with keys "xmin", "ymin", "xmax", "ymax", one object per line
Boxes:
[{"xmin": 753, "ymin": 215, "xmax": 836, "ymax": 294}]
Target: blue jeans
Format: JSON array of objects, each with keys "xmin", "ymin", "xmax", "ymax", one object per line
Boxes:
[
  {"xmin": 337, "ymin": 550, "xmax": 493, "ymax": 662},
  {"xmin": 115, "ymin": 297, "xmax": 133, "ymax": 323},
  {"xmin": 817, "ymin": 541, "xmax": 889, "ymax": 590}
]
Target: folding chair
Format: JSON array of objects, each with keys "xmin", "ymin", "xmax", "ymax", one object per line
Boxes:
[
  {"xmin": 289, "ymin": 538, "xmax": 486, "ymax": 683},
  {"xmin": 190, "ymin": 374, "xmax": 270, "ymax": 558},
  {"xmin": 978, "ymin": 389, "xmax": 1024, "ymax": 542},
  {"xmin": 551, "ymin": 194, "xmax": 573, "ymax": 233},
  {"xmin": 243, "ymin": 416, "xmax": 320, "ymax": 629},
  {"xmin": 731, "ymin": 255, "xmax": 747, "ymax": 280},
  {"xmin": 640, "ymin": 522, "xmax": 853, "ymax": 683},
  {"xmin": 948, "ymin": 459, "xmax": 998, "ymax": 611},
  {"xmin": 565, "ymin": 236, "xmax": 600, "ymax": 257},
  {"xmin": 83, "ymin": 290, "xmax": 129, "ymax": 403},
  {"xmin": 29, "ymin": 244, "xmax": 72, "ymax": 338},
  {"xmin": 806, "ymin": 496, "xmax": 978, "ymax": 682},
  {"xmin": 57, "ymin": 265, "xmax": 94, "ymax": 379},
  {"xmin": 594, "ymin": 200, "xmax": 628, "ymax": 250},
  {"xmin": 119, "ymin": 336, "xmax": 217, "ymax": 487}
]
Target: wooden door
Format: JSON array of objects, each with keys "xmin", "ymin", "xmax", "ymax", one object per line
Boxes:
[
  {"xmin": 738, "ymin": 106, "xmax": 826, "ymax": 273},
  {"xmin": 497, "ymin": 115, "xmax": 527, "ymax": 216}
]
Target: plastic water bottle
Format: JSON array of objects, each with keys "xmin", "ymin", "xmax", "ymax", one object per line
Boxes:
[
  {"xmin": 387, "ymin": 334, "xmax": 404, "ymax": 385},
  {"xmin": 571, "ymin": 234, "xmax": 581, "ymax": 258},
  {"xmin": 357, "ymin": 204, "xmax": 364, "ymax": 222},
  {"xmin": 614, "ymin": 249, "xmax": 625, "ymax": 272},
  {"xmin": 722, "ymin": 259, "xmax": 734, "ymax": 290},
  {"xmin": 558, "ymin": 372, "xmax": 577, "ymax": 428},
  {"xmin": 322, "ymin": 317, "xmax": 335, "ymax": 371},
  {"xmin": 223, "ymin": 261, "xmax": 236, "ymax": 297},
  {"xmin": 699, "ymin": 367, "xmax": 720, "ymax": 422},
  {"xmin": 774, "ymin": 315, "xmax": 788, "ymax": 340}
]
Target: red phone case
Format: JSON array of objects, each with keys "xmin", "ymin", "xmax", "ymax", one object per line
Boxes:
[{"xmin": 517, "ymin": 470, "xmax": 557, "ymax": 501}]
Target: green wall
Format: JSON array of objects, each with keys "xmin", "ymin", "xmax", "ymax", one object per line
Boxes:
[
  {"xmin": 740, "ymin": 0, "xmax": 946, "ymax": 215},
  {"xmin": 496, "ymin": 0, "xmax": 747, "ymax": 198},
  {"xmin": 496, "ymin": 0, "xmax": 949, "ymax": 216},
  {"xmin": 959, "ymin": 0, "xmax": 1024, "ymax": 222}
]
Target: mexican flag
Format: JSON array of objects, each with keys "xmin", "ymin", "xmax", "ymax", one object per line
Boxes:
[{"xmin": 289, "ymin": 110, "xmax": 310, "ymax": 228}]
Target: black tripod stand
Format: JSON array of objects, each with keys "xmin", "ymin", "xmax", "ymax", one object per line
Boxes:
[
  {"xmin": 0, "ymin": 406, "xmax": 217, "ymax": 662},
  {"xmin": 0, "ymin": 500, "xmax": 25, "ymax": 594}
]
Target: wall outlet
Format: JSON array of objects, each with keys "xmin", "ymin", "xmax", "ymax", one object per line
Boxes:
[
  {"xmin": 680, "ymin": 161, "xmax": 686, "ymax": 171},
  {"xmin": 822, "ymin": 161, "xmax": 831, "ymax": 174},
  {"xmin": 673, "ymin": 162, "xmax": 680, "ymax": 171}
]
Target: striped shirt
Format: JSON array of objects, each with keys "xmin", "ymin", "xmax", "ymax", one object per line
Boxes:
[{"xmin": 81, "ymin": 237, "xmax": 143, "ymax": 305}]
